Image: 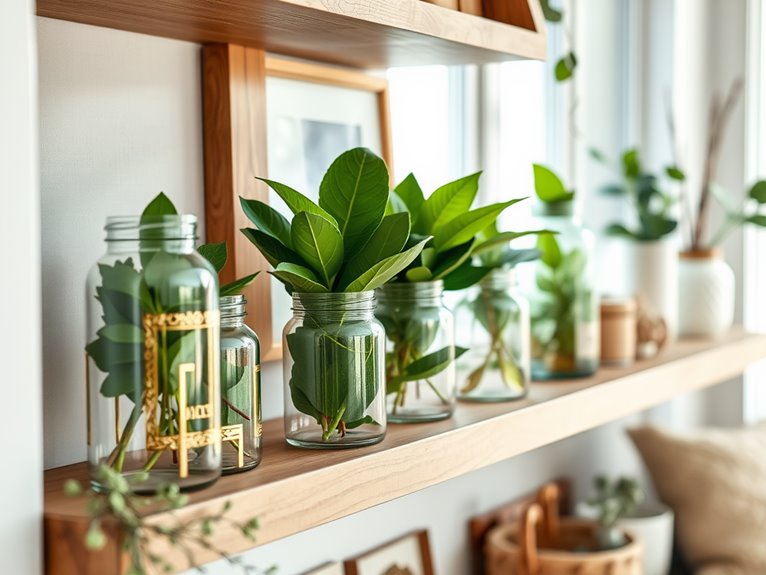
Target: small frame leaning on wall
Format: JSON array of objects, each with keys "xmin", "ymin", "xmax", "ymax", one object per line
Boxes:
[
  {"xmin": 202, "ymin": 45, "xmax": 393, "ymax": 361},
  {"xmin": 344, "ymin": 530, "xmax": 435, "ymax": 575}
]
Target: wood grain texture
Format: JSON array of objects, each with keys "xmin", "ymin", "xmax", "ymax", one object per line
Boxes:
[
  {"xmin": 43, "ymin": 330, "xmax": 766, "ymax": 573},
  {"xmin": 45, "ymin": 515, "xmax": 127, "ymax": 575},
  {"xmin": 36, "ymin": 0, "xmax": 547, "ymax": 68}
]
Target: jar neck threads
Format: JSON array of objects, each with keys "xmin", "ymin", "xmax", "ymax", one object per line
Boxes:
[
  {"xmin": 220, "ymin": 295, "xmax": 247, "ymax": 328},
  {"xmin": 292, "ymin": 291, "xmax": 376, "ymax": 322},
  {"xmin": 376, "ymin": 280, "xmax": 444, "ymax": 307}
]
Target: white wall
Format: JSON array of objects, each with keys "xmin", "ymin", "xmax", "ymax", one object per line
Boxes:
[
  {"xmin": 36, "ymin": 11, "xmax": 749, "ymax": 575},
  {"xmin": 0, "ymin": 1, "xmax": 43, "ymax": 573}
]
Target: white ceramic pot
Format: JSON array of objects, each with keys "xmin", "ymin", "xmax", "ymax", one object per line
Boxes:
[
  {"xmin": 623, "ymin": 239, "xmax": 678, "ymax": 341},
  {"xmin": 618, "ymin": 503, "xmax": 674, "ymax": 575},
  {"xmin": 678, "ymin": 250, "xmax": 735, "ymax": 337}
]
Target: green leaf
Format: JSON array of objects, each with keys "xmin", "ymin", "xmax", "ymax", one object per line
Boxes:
[
  {"xmin": 405, "ymin": 266, "xmax": 433, "ymax": 282},
  {"xmin": 747, "ymin": 214, "xmax": 766, "ymax": 226},
  {"xmin": 554, "ymin": 52, "xmax": 577, "ymax": 82},
  {"xmin": 472, "ymin": 229, "xmax": 555, "ymax": 255},
  {"xmin": 665, "ymin": 166, "xmax": 686, "ymax": 181},
  {"xmin": 256, "ymin": 177, "xmax": 337, "ymax": 226},
  {"xmin": 434, "ymin": 200, "xmax": 521, "ymax": 251},
  {"xmin": 394, "ymin": 173, "xmax": 426, "ymax": 215},
  {"xmin": 344, "ymin": 238, "xmax": 429, "ymax": 292},
  {"xmin": 239, "ymin": 197, "xmax": 293, "ymax": 248},
  {"xmin": 291, "ymin": 212, "xmax": 344, "ymax": 287},
  {"xmin": 431, "ymin": 239, "xmax": 475, "ymax": 280},
  {"xmin": 387, "ymin": 346, "xmax": 468, "ymax": 389},
  {"xmin": 241, "ymin": 227, "xmax": 306, "ymax": 268},
  {"xmin": 710, "ymin": 182, "xmax": 739, "ymax": 213},
  {"xmin": 414, "ymin": 172, "xmax": 481, "ymax": 235},
  {"xmin": 537, "ymin": 234, "xmax": 562, "ymax": 269},
  {"xmin": 385, "ymin": 191, "xmax": 408, "ymax": 215},
  {"xmin": 97, "ymin": 324, "xmax": 143, "ymax": 344},
  {"xmin": 600, "ymin": 184, "xmax": 626, "ymax": 196},
  {"xmin": 337, "ymin": 212, "xmax": 411, "ymax": 290},
  {"xmin": 748, "ymin": 180, "xmax": 766, "ymax": 203},
  {"xmin": 442, "ymin": 262, "xmax": 492, "ymax": 290},
  {"xmin": 220, "ymin": 272, "xmax": 259, "ymax": 296},
  {"xmin": 270, "ymin": 263, "xmax": 329, "ymax": 293},
  {"xmin": 622, "ymin": 149, "xmax": 641, "ymax": 179},
  {"xmin": 99, "ymin": 363, "xmax": 142, "ymax": 399},
  {"xmin": 533, "ymin": 164, "xmax": 574, "ymax": 203},
  {"xmin": 318, "ymin": 147, "xmax": 389, "ymax": 257},
  {"xmin": 498, "ymin": 248, "xmax": 541, "ymax": 267},
  {"xmin": 289, "ymin": 378, "xmax": 323, "ymax": 423},
  {"xmin": 141, "ymin": 192, "xmax": 177, "ymax": 219},
  {"xmin": 640, "ymin": 214, "xmax": 677, "ymax": 240},
  {"xmin": 604, "ymin": 223, "xmax": 639, "ymax": 240},
  {"xmin": 197, "ymin": 242, "xmax": 228, "ymax": 272},
  {"xmin": 540, "ymin": 0, "xmax": 563, "ymax": 22},
  {"xmin": 345, "ymin": 415, "xmax": 376, "ymax": 429},
  {"xmin": 589, "ymin": 148, "xmax": 608, "ymax": 163}
]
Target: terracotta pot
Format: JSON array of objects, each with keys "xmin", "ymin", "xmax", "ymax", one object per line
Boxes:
[{"xmin": 678, "ymin": 249, "xmax": 735, "ymax": 336}]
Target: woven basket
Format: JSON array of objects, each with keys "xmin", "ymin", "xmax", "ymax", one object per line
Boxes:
[{"xmin": 485, "ymin": 484, "xmax": 643, "ymax": 575}]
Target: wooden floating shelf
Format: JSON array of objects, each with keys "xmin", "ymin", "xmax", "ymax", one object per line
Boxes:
[
  {"xmin": 36, "ymin": 0, "xmax": 547, "ymax": 68},
  {"xmin": 44, "ymin": 329, "xmax": 766, "ymax": 574}
]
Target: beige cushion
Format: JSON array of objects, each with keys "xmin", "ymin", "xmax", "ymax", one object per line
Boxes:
[{"xmin": 628, "ymin": 425, "xmax": 766, "ymax": 575}]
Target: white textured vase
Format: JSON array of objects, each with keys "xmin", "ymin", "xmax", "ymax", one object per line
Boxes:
[
  {"xmin": 678, "ymin": 250, "xmax": 735, "ymax": 336},
  {"xmin": 623, "ymin": 239, "xmax": 678, "ymax": 341}
]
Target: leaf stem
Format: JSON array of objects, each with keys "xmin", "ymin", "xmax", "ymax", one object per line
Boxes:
[{"xmin": 322, "ymin": 403, "xmax": 346, "ymax": 441}]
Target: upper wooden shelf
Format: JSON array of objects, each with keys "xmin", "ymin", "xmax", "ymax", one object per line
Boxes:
[
  {"xmin": 36, "ymin": 0, "xmax": 547, "ymax": 68},
  {"xmin": 44, "ymin": 329, "xmax": 766, "ymax": 574}
]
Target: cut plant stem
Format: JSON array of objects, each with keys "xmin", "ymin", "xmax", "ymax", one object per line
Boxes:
[{"xmin": 322, "ymin": 402, "xmax": 347, "ymax": 441}]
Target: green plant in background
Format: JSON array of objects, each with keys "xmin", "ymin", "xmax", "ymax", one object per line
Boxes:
[
  {"xmin": 459, "ymin": 220, "xmax": 550, "ymax": 395},
  {"xmin": 87, "ymin": 193, "xmax": 258, "ymax": 476},
  {"xmin": 586, "ymin": 475, "xmax": 644, "ymax": 550},
  {"xmin": 65, "ymin": 465, "xmax": 273, "ymax": 575},
  {"xmin": 703, "ymin": 180, "xmax": 766, "ymax": 246},
  {"xmin": 240, "ymin": 147, "xmax": 426, "ymax": 440},
  {"xmin": 530, "ymin": 165, "xmax": 593, "ymax": 373},
  {"xmin": 381, "ymin": 172, "xmax": 533, "ymax": 408},
  {"xmin": 539, "ymin": 0, "xmax": 577, "ymax": 83},
  {"xmin": 591, "ymin": 147, "xmax": 681, "ymax": 241}
]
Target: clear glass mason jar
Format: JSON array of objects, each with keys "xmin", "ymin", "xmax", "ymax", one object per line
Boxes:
[
  {"xmin": 376, "ymin": 281, "xmax": 456, "ymax": 422},
  {"xmin": 220, "ymin": 295, "xmax": 262, "ymax": 474},
  {"xmin": 283, "ymin": 291, "xmax": 386, "ymax": 449},
  {"xmin": 85, "ymin": 215, "xmax": 221, "ymax": 492},
  {"xmin": 523, "ymin": 202, "xmax": 600, "ymax": 379},
  {"xmin": 456, "ymin": 268, "xmax": 530, "ymax": 402}
]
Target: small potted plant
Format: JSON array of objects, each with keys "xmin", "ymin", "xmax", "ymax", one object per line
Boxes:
[
  {"xmin": 525, "ymin": 165, "xmax": 599, "ymax": 379},
  {"xmin": 592, "ymin": 147, "xmax": 681, "ymax": 340},
  {"xmin": 241, "ymin": 147, "xmax": 426, "ymax": 448},
  {"xmin": 378, "ymin": 172, "xmax": 520, "ymax": 421}
]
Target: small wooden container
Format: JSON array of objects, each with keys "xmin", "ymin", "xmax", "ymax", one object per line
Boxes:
[
  {"xmin": 600, "ymin": 297, "xmax": 637, "ymax": 366},
  {"xmin": 459, "ymin": 0, "xmax": 484, "ymax": 16}
]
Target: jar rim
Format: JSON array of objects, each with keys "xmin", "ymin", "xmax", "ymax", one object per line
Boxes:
[
  {"xmin": 104, "ymin": 215, "xmax": 198, "ymax": 241},
  {"xmin": 292, "ymin": 290, "xmax": 376, "ymax": 312}
]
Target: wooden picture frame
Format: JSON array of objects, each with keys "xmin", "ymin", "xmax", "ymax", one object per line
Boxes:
[
  {"xmin": 301, "ymin": 562, "xmax": 345, "ymax": 575},
  {"xmin": 202, "ymin": 45, "xmax": 392, "ymax": 361},
  {"xmin": 344, "ymin": 530, "xmax": 435, "ymax": 575}
]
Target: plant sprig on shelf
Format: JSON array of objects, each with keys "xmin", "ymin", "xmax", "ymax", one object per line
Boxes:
[
  {"xmin": 591, "ymin": 148, "xmax": 680, "ymax": 241},
  {"xmin": 64, "ymin": 465, "xmax": 273, "ymax": 575},
  {"xmin": 240, "ymin": 147, "xmax": 427, "ymax": 439},
  {"xmin": 586, "ymin": 475, "xmax": 644, "ymax": 550}
]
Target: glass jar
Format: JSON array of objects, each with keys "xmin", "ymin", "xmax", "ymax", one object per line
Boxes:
[
  {"xmin": 376, "ymin": 281, "xmax": 456, "ymax": 422},
  {"xmin": 86, "ymin": 215, "xmax": 221, "ymax": 492},
  {"xmin": 220, "ymin": 295, "xmax": 262, "ymax": 474},
  {"xmin": 283, "ymin": 291, "xmax": 386, "ymax": 449},
  {"xmin": 524, "ymin": 202, "xmax": 599, "ymax": 379},
  {"xmin": 456, "ymin": 269, "xmax": 530, "ymax": 402}
]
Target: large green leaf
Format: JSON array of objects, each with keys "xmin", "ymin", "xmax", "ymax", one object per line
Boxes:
[
  {"xmin": 639, "ymin": 214, "xmax": 677, "ymax": 240},
  {"xmin": 431, "ymin": 239, "xmax": 476, "ymax": 280},
  {"xmin": 337, "ymin": 212, "xmax": 411, "ymax": 290},
  {"xmin": 239, "ymin": 197, "xmax": 293, "ymax": 248},
  {"xmin": 414, "ymin": 172, "xmax": 481, "ymax": 235},
  {"xmin": 604, "ymin": 223, "xmax": 639, "ymax": 240},
  {"xmin": 386, "ymin": 346, "xmax": 468, "ymax": 390},
  {"xmin": 747, "ymin": 214, "xmax": 766, "ymax": 226},
  {"xmin": 197, "ymin": 242, "xmax": 228, "ymax": 272},
  {"xmin": 622, "ymin": 148, "xmax": 641, "ymax": 179},
  {"xmin": 344, "ymin": 238, "xmax": 429, "ymax": 292},
  {"xmin": 533, "ymin": 164, "xmax": 574, "ymax": 203},
  {"xmin": 97, "ymin": 324, "xmax": 143, "ymax": 344},
  {"xmin": 291, "ymin": 212, "xmax": 344, "ymax": 287},
  {"xmin": 394, "ymin": 173, "xmax": 425, "ymax": 215},
  {"xmin": 317, "ymin": 147, "xmax": 389, "ymax": 257},
  {"xmin": 385, "ymin": 191, "xmax": 408, "ymax": 215},
  {"xmin": 433, "ymin": 200, "xmax": 521, "ymax": 251},
  {"xmin": 537, "ymin": 234, "xmax": 562, "ymax": 269},
  {"xmin": 442, "ymin": 262, "xmax": 492, "ymax": 291},
  {"xmin": 256, "ymin": 177, "xmax": 337, "ymax": 226},
  {"xmin": 220, "ymin": 272, "xmax": 259, "ymax": 296},
  {"xmin": 749, "ymin": 181, "xmax": 766, "ymax": 203},
  {"xmin": 141, "ymin": 192, "xmax": 177, "ymax": 219},
  {"xmin": 270, "ymin": 263, "xmax": 328, "ymax": 293},
  {"xmin": 472, "ymin": 229, "xmax": 555, "ymax": 255},
  {"xmin": 241, "ymin": 227, "xmax": 306, "ymax": 268},
  {"xmin": 100, "ymin": 363, "xmax": 142, "ymax": 399},
  {"xmin": 405, "ymin": 267, "xmax": 433, "ymax": 282}
]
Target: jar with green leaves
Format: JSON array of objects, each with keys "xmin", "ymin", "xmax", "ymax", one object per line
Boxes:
[
  {"xmin": 526, "ymin": 165, "xmax": 599, "ymax": 379},
  {"xmin": 241, "ymin": 148, "xmax": 427, "ymax": 448},
  {"xmin": 381, "ymin": 172, "xmax": 520, "ymax": 420},
  {"xmin": 86, "ymin": 194, "xmax": 221, "ymax": 492}
]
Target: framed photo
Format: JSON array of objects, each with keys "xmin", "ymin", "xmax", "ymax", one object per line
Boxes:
[
  {"xmin": 201, "ymin": 46, "xmax": 393, "ymax": 362},
  {"xmin": 301, "ymin": 562, "xmax": 345, "ymax": 575},
  {"xmin": 344, "ymin": 530, "xmax": 435, "ymax": 575}
]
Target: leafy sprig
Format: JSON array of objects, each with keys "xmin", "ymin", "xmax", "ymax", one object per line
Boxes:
[
  {"xmin": 586, "ymin": 475, "xmax": 644, "ymax": 550},
  {"xmin": 65, "ymin": 465, "xmax": 274, "ymax": 575}
]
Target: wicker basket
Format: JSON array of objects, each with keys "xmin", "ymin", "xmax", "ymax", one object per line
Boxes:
[{"xmin": 485, "ymin": 484, "xmax": 643, "ymax": 575}]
